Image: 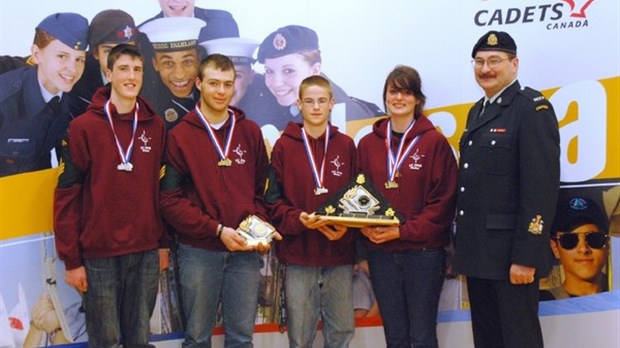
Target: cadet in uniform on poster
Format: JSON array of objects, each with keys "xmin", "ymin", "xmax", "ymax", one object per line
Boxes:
[
  {"xmin": 199, "ymin": 36, "xmax": 271, "ymax": 114},
  {"xmin": 68, "ymin": 9, "xmax": 138, "ymax": 117},
  {"xmin": 253, "ymin": 25, "xmax": 383, "ymax": 130},
  {"xmin": 139, "ymin": 16, "xmax": 205, "ymax": 130},
  {"xmin": 0, "ymin": 13, "xmax": 88, "ymax": 177}
]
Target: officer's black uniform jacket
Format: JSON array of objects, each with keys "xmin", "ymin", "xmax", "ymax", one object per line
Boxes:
[{"xmin": 453, "ymin": 80, "xmax": 560, "ymax": 280}]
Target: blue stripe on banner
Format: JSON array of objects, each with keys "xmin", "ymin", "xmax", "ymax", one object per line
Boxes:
[{"xmin": 437, "ymin": 290, "xmax": 620, "ymax": 323}]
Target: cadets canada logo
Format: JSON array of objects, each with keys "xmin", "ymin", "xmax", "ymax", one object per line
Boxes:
[{"xmin": 473, "ymin": 0, "xmax": 595, "ymax": 31}]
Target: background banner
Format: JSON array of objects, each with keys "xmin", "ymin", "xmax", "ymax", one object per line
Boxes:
[{"xmin": 0, "ymin": 0, "xmax": 618, "ymax": 346}]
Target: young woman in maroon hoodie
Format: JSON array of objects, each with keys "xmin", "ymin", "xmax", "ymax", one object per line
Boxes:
[
  {"xmin": 266, "ymin": 75, "xmax": 357, "ymax": 347},
  {"xmin": 356, "ymin": 65, "xmax": 458, "ymax": 348}
]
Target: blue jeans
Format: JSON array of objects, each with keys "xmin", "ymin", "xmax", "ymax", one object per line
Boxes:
[
  {"xmin": 285, "ymin": 265, "xmax": 354, "ymax": 348},
  {"xmin": 83, "ymin": 249, "xmax": 159, "ymax": 348},
  {"xmin": 367, "ymin": 248, "xmax": 445, "ymax": 348},
  {"xmin": 178, "ymin": 244, "xmax": 261, "ymax": 348}
]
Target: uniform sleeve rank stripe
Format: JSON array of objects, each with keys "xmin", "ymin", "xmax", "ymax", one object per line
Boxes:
[
  {"xmin": 536, "ymin": 105, "xmax": 549, "ymax": 111},
  {"xmin": 159, "ymin": 165, "xmax": 166, "ymax": 180}
]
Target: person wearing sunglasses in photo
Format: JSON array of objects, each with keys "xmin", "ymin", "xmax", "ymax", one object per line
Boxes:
[{"xmin": 540, "ymin": 196, "xmax": 609, "ymax": 301}]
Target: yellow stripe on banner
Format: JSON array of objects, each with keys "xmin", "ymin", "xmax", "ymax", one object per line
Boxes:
[{"xmin": 0, "ymin": 168, "xmax": 58, "ymax": 240}]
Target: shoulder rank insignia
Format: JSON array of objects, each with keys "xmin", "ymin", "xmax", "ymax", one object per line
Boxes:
[
  {"xmin": 535, "ymin": 104, "xmax": 549, "ymax": 111},
  {"xmin": 528, "ymin": 215, "xmax": 544, "ymax": 235}
]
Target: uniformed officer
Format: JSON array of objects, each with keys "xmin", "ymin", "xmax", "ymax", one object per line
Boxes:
[
  {"xmin": 0, "ymin": 13, "xmax": 88, "ymax": 177},
  {"xmin": 140, "ymin": 17, "xmax": 205, "ymax": 130},
  {"xmin": 453, "ymin": 31, "xmax": 560, "ymax": 348},
  {"xmin": 69, "ymin": 9, "xmax": 138, "ymax": 117},
  {"xmin": 254, "ymin": 25, "xmax": 383, "ymax": 130}
]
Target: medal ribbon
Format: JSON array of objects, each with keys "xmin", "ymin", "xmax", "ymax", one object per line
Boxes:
[
  {"xmin": 104, "ymin": 100, "xmax": 138, "ymax": 166},
  {"xmin": 301, "ymin": 126, "xmax": 330, "ymax": 191},
  {"xmin": 385, "ymin": 120, "xmax": 422, "ymax": 182},
  {"xmin": 195, "ymin": 105, "xmax": 236, "ymax": 162}
]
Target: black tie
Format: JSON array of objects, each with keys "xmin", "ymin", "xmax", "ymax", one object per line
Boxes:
[
  {"xmin": 479, "ymin": 99, "xmax": 489, "ymax": 118},
  {"xmin": 48, "ymin": 96, "xmax": 61, "ymax": 115}
]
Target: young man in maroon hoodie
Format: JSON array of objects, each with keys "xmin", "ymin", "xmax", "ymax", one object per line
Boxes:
[
  {"xmin": 54, "ymin": 44, "xmax": 167, "ymax": 346},
  {"xmin": 159, "ymin": 53, "xmax": 272, "ymax": 347},
  {"xmin": 265, "ymin": 75, "xmax": 357, "ymax": 347}
]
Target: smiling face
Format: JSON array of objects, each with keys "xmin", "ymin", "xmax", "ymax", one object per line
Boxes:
[
  {"xmin": 473, "ymin": 50, "xmax": 518, "ymax": 97},
  {"xmin": 158, "ymin": 0, "xmax": 195, "ymax": 17},
  {"xmin": 196, "ymin": 65, "xmax": 235, "ymax": 117},
  {"xmin": 231, "ymin": 64, "xmax": 255, "ymax": 106},
  {"xmin": 551, "ymin": 223, "xmax": 608, "ymax": 293},
  {"xmin": 32, "ymin": 39, "xmax": 86, "ymax": 94},
  {"xmin": 152, "ymin": 48, "xmax": 199, "ymax": 98},
  {"xmin": 385, "ymin": 84, "xmax": 419, "ymax": 119},
  {"xmin": 107, "ymin": 54, "xmax": 144, "ymax": 101},
  {"xmin": 297, "ymin": 84, "xmax": 334, "ymax": 134},
  {"xmin": 264, "ymin": 53, "xmax": 320, "ymax": 107}
]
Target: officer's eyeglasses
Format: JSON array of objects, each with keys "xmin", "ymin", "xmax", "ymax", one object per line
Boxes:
[
  {"xmin": 471, "ymin": 57, "xmax": 511, "ymax": 69},
  {"xmin": 553, "ymin": 231, "xmax": 608, "ymax": 250}
]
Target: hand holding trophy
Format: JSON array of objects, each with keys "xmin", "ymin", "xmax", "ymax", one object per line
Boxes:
[
  {"xmin": 312, "ymin": 173, "xmax": 401, "ymax": 228},
  {"xmin": 236, "ymin": 215, "xmax": 281, "ymax": 253}
]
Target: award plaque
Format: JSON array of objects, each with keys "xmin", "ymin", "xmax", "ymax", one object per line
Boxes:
[
  {"xmin": 313, "ymin": 173, "xmax": 401, "ymax": 227},
  {"xmin": 236, "ymin": 215, "xmax": 277, "ymax": 246}
]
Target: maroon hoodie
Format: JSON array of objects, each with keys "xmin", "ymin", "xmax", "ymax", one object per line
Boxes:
[
  {"xmin": 54, "ymin": 86, "xmax": 166, "ymax": 270},
  {"xmin": 356, "ymin": 116, "xmax": 457, "ymax": 252},
  {"xmin": 159, "ymin": 104, "xmax": 268, "ymax": 252},
  {"xmin": 266, "ymin": 122, "xmax": 356, "ymax": 266}
]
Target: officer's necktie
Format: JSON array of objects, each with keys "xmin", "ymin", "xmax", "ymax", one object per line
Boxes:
[
  {"xmin": 47, "ymin": 96, "xmax": 61, "ymax": 115},
  {"xmin": 478, "ymin": 99, "xmax": 489, "ymax": 118}
]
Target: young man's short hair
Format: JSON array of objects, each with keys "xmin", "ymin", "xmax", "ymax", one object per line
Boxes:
[
  {"xmin": 299, "ymin": 75, "xmax": 332, "ymax": 99},
  {"xmin": 198, "ymin": 53, "xmax": 235, "ymax": 80},
  {"xmin": 107, "ymin": 43, "xmax": 143, "ymax": 71}
]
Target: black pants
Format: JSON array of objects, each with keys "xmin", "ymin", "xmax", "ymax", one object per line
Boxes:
[{"xmin": 467, "ymin": 277, "xmax": 544, "ymax": 348}]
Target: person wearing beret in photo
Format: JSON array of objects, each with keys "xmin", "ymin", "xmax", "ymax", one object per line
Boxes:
[
  {"xmin": 253, "ymin": 25, "xmax": 383, "ymax": 130},
  {"xmin": 68, "ymin": 9, "xmax": 139, "ymax": 117}
]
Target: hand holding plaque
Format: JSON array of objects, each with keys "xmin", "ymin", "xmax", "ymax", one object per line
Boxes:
[
  {"xmin": 313, "ymin": 173, "xmax": 401, "ymax": 228},
  {"xmin": 236, "ymin": 215, "xmax": 278, "ymax": 247}
]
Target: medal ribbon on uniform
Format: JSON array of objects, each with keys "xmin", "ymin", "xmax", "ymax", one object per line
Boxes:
[
  {"xmin": 195, "ymin": 105, "xmax": 236, "ymax": 165},
  {"xmin": 104, "ymin": 100, "xmax": 138, "ymax": 170},
  {"xmin": 301, "ymin": 126, "xmax": 330, "ymax": 194},
  {"xmin": 385, "ymin": 120, "xmax": 421, "ymax": 183}
]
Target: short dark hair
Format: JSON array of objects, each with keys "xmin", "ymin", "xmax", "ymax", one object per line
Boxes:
[
  {"xmin": 107, "ymin": 43, "xmax": 143, "ymax": 70},
  {"xmin": 198, "ymin": 53, "xmax": 235, "ymax": 80},
  {"xmin": 299, "ymin": 75, "xmax": 332, "ymax": 99},
  {"xmin": 383, "ymin": 65, "xmax": 426, "ymax": 119}
]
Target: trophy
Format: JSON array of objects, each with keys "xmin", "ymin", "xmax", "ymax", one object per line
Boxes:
[
  {"xmin": 236, "ymin": 215, "xmax": 277, "ymax": 246},
  {"xmin": 313, "ymin": 173, "xmax": 401, "ymax": 227}
]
